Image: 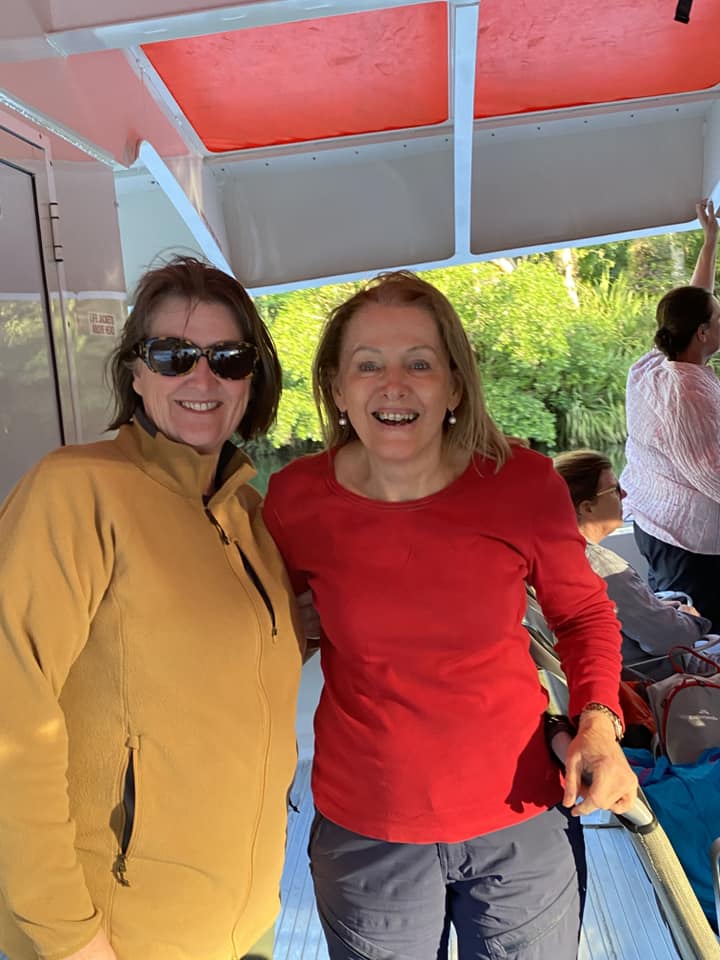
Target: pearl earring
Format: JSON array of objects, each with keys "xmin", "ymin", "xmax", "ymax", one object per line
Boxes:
[
  {"xmin": 338, "ymin": 411, "xmax": 348, "ymax": 427},
  {"xmin": 447, "ymin": 409, "xmax": 457, "ymax": 425}
]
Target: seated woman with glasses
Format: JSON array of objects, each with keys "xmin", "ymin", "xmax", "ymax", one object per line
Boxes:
[
  {"xmin": 0, "ymin": 257, "xmax": 302, "ymax": 960},
  {"xmin": 554, "ymin": 449, "xmax": 716, "ymax": 681}
]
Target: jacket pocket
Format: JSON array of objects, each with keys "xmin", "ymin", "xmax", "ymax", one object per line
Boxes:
[{"xmin": 114, "ymin": 734, "xmax": 141, "ymax": 886}]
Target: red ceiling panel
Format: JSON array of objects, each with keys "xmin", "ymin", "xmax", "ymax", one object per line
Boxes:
[
  {"xmin": 475, "ymin": 0, "xmax": 720, "ymax": 118},
  {"xmin": 143, "ymin": 3, "xmax": 448, "ymax": 152}
]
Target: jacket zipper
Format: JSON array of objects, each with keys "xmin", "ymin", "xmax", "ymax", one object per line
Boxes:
[
  {"xmin": 113, "ymin": 736, "xmax": 139, "ymax": 886},
  {"xmin": 205, "ymin": 502, "xmax": 276, "ymax": 945},
  {"xmin": 238, "ymin": 547, "xmax": 277, "ymax": 637},
  {"xmin": 204, "ymin": 506, "xmax": 277, "ymax": 636}
]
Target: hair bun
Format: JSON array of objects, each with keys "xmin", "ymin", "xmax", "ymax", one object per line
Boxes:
[{"xmin": 654, "ymin": 327, "xmax": 672, "ymax": 352}]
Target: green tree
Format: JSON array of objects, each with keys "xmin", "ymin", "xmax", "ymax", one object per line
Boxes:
[
  {"xmin": 430, "ymin": 259, "xmax": 579, "ymax": 446},
  {"xmin": 258, "ymin": 281, "xmax": 360, "ymax": 446},
  {"xmin": 550, "ymin": 272, "xmax": 654, "ymax": 452}
]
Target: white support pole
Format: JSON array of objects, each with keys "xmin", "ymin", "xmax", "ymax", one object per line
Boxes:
[
  {"xmin": 702, "ymin": 100, "xmax": 720, "ymax": 208},
  {"xmin": 451, "ymin": 1, "xmax": 480, "ymax": 258}
]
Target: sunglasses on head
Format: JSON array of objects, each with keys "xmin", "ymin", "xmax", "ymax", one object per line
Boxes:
[{"xmin": 134, "ymin": 337, "xmax": 258, "ymax": 381}]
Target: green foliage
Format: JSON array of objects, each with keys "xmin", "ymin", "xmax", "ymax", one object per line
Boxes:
[
  {"xmin": 549, "ymin": 273, "xmax": 655, "ymax": 452},
  {"xmin": 628, "ymin": 234, "xmax": 686, "ymax": 298},
  {"xmin": 575, "ymin": 241, "xmax": 632, "ymax": 285},
  {"xmin": 483, "ymin": 381, "xmax": 557, "ymax": 446},
  {"xmin": 257, "ymin": 282, "xmax": 361, "ymax": 446},
  {"xmin": 245, "ymin": 436, "xmax": 323, "ymax": 495},
  {"xmin": 430, "ymin": 259, "xmax": 579, "ymax": 446},
  {"xmin": 0, "ymin": 301, "xmax": 49, "ymax": 382}
]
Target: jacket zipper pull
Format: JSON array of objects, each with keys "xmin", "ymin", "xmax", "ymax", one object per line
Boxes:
[
  {"xmin": 204, "ymin": 507, "xmax": 230, "ymax": 545},
  {"xmin": 113, "ymin": 853, "xmax": 130, "ymax": 887}
]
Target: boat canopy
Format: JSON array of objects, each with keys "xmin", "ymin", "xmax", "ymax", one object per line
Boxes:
[{"xmin": 2, "ymin": 0, "xmax": 720, "ymax": 293}]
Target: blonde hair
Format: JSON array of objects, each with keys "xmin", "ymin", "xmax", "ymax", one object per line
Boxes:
[{"xmin": 312, "ymin": 270, "xmax": 510, "ymax": 467}]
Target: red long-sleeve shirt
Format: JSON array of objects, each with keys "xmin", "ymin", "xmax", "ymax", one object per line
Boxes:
[{"xmin": 264, "ymin": 445, "xmax": 623, "ymax": 843}]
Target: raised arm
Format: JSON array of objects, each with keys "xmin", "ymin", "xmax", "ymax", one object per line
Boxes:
[{"xmin": 690, "ymin": 198, "xmax": 719, "ymax": 291}]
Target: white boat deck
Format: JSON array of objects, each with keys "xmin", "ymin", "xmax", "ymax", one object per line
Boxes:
[{"xmin": 276, "ymin": 660, "xmax": 684, "ymax": 959}]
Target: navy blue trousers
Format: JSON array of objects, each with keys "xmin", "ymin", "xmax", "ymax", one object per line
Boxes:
[
  {"xmin": 309, "ymin": 805, "xmax": 586, "ymax": 960},
  {"xmin": 634, "ymin": 523, "xmax": 720, "ymax": 634}
]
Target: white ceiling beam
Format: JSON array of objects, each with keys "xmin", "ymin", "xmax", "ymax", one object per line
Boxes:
[
  {"xmin": 248, "ymin": 217, "xmax": 703, "ymax": 296},
  {"xmin": 205, "ymin": 123, "xmax": 453, "ymax": 165},
  {"xmin": 474, "ymin": 87, "xmax": 720, "ymax": 131},
  {"xmin": 0, "ymin": 87, "xmax": 121, "ymax": 166},
  {"xmin": 46, "ymin": 0, "xmax": 426, "ymax": 56},
  {"xmin": 450, "ymin": 0, "xmax": 479, "ymax": 258},
  {"xmin": 124, "ymin": 47, "xmax": 209, "ymax": 157}
]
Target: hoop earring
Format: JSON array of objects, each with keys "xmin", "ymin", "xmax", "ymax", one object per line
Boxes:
[
  {"xmin": 447, "ymin": 409, "xmax": 457, "ymax": 425},
  {"xmin": 338, "ymin": 411, "xmax": 348, "ymax": 427}
]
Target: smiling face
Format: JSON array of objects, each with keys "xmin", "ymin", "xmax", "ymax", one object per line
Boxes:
[
  {"xmin": 331, "ymin": 302, "xmax": 461, "ymax": 469},
  {"xmin": 132, "ymin": 296, "xmax": 252, "ymax": 456}
]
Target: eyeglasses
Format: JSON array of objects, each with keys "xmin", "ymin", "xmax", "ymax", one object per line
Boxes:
[
  {"xmin": 596, "ymin": 482, "xmax": 624, "ymax": 498},
  {"xmin": 134, "ymin": 337, "xmax": 258, "ymax": 381}
]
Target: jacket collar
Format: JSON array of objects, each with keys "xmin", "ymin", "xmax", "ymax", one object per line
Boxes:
[{"xmin": 115, "ymin": 415, "xmax": 256, "ymax": 503}]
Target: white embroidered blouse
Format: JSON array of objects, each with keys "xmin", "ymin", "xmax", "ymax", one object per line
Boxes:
[{"xmin": 621, "ymin": 348, "xmax": 720, "ymax": 555}]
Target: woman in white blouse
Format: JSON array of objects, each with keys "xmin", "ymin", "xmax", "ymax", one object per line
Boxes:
[{"xmin": 621, "ymin": 199, "xmax": 720, "ymax": 632}]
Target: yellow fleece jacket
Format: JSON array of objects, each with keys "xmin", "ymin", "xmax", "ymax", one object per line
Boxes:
[{"xmin": 0, "ymin": 421, "xmax": 303, "ymax": 960}]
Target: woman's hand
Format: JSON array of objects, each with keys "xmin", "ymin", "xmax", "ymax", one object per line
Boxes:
[
  {"xmin": 691, "ymin": 198, "xmax": 720, "ymax": 289},
  {"xmin": 62, "ymin": 929, "xmax": 117, "ymax": 960},
  {"xmin": 696, "ymin": 198, "xmax": 719, "ymax": 244},
  {"xmin": 297, "ymin": 590, "xmax": 321, "ymax": 660},
  {"xmin": 562, "ymin": 712, "xmax": 638, "ymax": 817}
]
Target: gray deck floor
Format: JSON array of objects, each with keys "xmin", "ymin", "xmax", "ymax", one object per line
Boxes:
[{"xmin": 279, "ymin": 661, "xmax": 684, "ymax": 960}]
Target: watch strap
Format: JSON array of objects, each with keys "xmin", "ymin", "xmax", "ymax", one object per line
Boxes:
[{"xmin": 579, "ymin": 701, "xmax": 624, "ymax": 741}]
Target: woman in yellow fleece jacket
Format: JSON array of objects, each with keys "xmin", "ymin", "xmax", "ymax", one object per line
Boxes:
[{"xmin": 0, "ymin": 258, "xmax": 303, "ymax": 960}]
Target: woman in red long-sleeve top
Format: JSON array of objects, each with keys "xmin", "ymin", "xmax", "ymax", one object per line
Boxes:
[{"xmin": 264, "ymin": 271, "xmax": 637, "ymax": 960}]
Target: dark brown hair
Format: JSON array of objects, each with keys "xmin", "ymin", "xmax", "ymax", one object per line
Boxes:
[
  {"xmin": 312, "ymin": 270, "xmax": 510, "ymax": 466},
  {"xmin": 108, "ymin": 257, "xmax": 281, "ymax": 440},
  {"xmin": 553, "ymin": 449, "xmax": 612, "ymax": 513},
  {"xmin": 654, "ymin": 286, "xmax": 715, "ymax": 360}
]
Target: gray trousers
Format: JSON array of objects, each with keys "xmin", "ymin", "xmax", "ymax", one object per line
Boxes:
[{"xmin": 309, "ymin": 805, "xmax": 586, "ymax": 960}]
